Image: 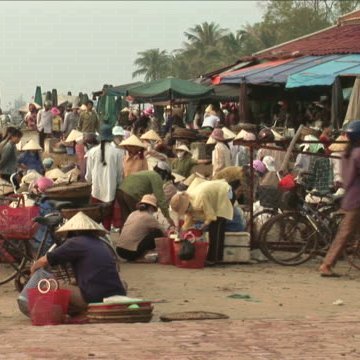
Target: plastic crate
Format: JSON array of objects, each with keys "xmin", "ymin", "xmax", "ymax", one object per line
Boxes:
[{"xmin": 223, "ymin": 232, "xmax": 250, "ymax": 263}]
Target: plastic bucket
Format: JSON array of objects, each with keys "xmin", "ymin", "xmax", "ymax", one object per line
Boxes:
[
  {"xmin": 155, "ymin": 237, "xmax": 175, "ymax": 265},
  {"xmin": 28, "ymin": 288, "xmax": 71, "ymax": 326},
  {"xmin": 173, "ymin": 241, "xmax": 208, "ymax": 269}
]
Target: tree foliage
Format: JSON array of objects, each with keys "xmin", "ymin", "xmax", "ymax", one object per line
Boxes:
[{"xmin": 132, "ymin": 0, "xmax": 360, "ymax": 81}]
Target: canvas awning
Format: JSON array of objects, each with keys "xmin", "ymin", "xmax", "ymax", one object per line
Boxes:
[
  {"xmin": 218, "ymin": 55, "xmax": 344, "ymax": 86},
  {"xmin": 105, "ymin": 82, "xmax": 144, "ymax": 96},
  {"xmin": 215, "ymin": 59, "xmax": 292, "ymax": 85},
  {"xmin": 127, "ymin": 77, "xmax": 214, "ymax": 102},
  {"xmin": 286, "ymin": 54, "xmax": 360, "ymax": 88}
]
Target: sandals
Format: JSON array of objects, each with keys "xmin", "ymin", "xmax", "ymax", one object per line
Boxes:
[
  {"xmin": 319, "ymin": 264, "xmax": 342, "ymax": 278},
  {"xmin": 320, "ymin": 272, "xmax": 342, "ymax": 278}
]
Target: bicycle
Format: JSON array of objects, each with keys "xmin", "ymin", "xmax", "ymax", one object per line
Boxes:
[
  {"xmin": 0, "ymin": 194, "xmax": 121, "ymax": 291},
  {"xmin": 257, "ymin": 188, "xmax": 355, "ymax": 266},
  {"xmin": 0, "ymin": 194, "xmax": 71, "ymax": 289}
]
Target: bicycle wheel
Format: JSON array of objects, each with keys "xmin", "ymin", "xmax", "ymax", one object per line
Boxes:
[
  {"xmin": 259, "ymin": 212, "xmax": 319, "ymax": 266},
  {"xmin": 0, "ymin": 236, "xmax": 29, "ymax": 285},
  {"xmin": 248, "ymin": 209, "xmax": 280, "ymax": 247}
]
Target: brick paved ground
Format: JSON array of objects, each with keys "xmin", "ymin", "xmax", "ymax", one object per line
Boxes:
[{"xmin": 1, "ymin": 314, "xmax": 359, "ymax": 359}]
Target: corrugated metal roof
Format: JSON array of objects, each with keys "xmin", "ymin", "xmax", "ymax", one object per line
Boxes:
[
  {"xmin": 213, "ymin": 59, "xmax": 291, "ymax": 85},
  {"xmin": 286, "ymin": 54, "xmax": 360, "ymax": 88},
  {"xmin": 255, "ymin": 23, "xmax": 360, "ymax": 59}
]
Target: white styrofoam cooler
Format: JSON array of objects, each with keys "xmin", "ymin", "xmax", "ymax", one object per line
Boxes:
[{"xmin": 223, "ymin": 232, "xmax": 250, "ymax": 263}]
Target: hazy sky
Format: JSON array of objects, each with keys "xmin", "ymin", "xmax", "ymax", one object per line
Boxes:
[{"xmin": 0, "ymin": 1, "xmax": 263, "ymax": 108}]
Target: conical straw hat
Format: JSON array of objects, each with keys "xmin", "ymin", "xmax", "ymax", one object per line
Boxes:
[
  {"xmin": 183, "ymin": 172, "xmax": 206, "ymax": 187},
  {"xmin": 175, "ymin": 144, "xmax": 191, "ymax": 153},
  {"xmin": 20, "ymin": 170, "xmax": 42, "ymax": 185},
  {"xmin": 65, "ymin": 129, "xmax": 83, "ymax": 143},
  {"xmin": 328, "ymin": 134, "xmax": 348, "ymax": 153},
  {"xmin": 22, "ymin": 139, "xmax": 42, "ymax": 151},
  {"xmin": 172, "ymin": 172, "xmax": 185, "ymax": 183},
  {"xmin": 206, "ymin": 127, "xmax": 235, "ymax": 144},
  {"xmin": 140, "ymin": 130, "xmax": 161, "ymax": 142},
  {"xmin": 56, "ymin": 211, "xmax": 109, "ymax": 234},
  {"xmin": 45, "ymin": 168, "xmax": 66, "ymax": 180},
  {"xmin": 271, "ymin": 129, "xmax": 284, "ymax": 141},
  {"xmin": 119, "ymin": 135, "xmax": 146, "ymax": 149}
]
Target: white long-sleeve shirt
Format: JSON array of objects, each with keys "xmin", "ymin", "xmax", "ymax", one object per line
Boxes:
[
  {"xmin": 36, "ymin": 109, "xmax": 53, "ymax": 134},
  {"xmin": 85, "ymin": 143, "xmax": 123, "ymax": 202}
]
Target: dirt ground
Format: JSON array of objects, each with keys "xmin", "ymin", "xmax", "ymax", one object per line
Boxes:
[{"xmin": 1, "ymin": 258, "xmax": 360, "ymax": 326}]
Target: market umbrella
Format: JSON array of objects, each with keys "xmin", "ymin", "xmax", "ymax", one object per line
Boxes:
[
  {"xmin": 127, "ymin": 77, "xmax": 214, "ymax": 103},
  {"xmin": 105, "ymin": 81, "xmax": 144, "ymax": 97},
  {"xmin": 34, "ymin": 86, "xmax": 42, "ymax": 107},
  {"xmin": 330, "ymin": 76, "xmax": 344, "ymax": 130},
  {"xmin": 103, "ymin": 95, "xmax": 117, "ymax": 126},
  {"xmin": 51, "ymin": 89, "xmax": 58, "ymax": 107},
  {"xmin": 344, "ymin": 77, "xmax": 360, "ymax": 125}
]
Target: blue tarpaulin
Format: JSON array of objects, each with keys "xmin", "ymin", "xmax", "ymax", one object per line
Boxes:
[
  {"xmin": 220, "ymin": 55, "xmax": 340, "ymax": 85},
  {"xmin": 286, "ymin": 54, "xmax": 360, "ymax": 88}
]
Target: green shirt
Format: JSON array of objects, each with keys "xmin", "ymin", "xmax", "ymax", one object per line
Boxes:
[
  {"xmin": 171, "ymin": 157, "xmax": 197, "ymax": 178},
  {"xmin": 120, "ymin": 171, "xmax": 169, "ymax": 218},
  {"xmin": 78, "ymin": 110, "xmax": 99, "ymax": 133}
]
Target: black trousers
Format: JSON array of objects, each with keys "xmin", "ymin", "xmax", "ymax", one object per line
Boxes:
[
  {"xmin": 116, "ymin": 229, "xmax": 164, "ymax": 261},
  {"xmin": 116, "ymin": 189, "xmax": 138, "ymax": 228},
  {"xmin": 207, "ymin": 217, "xmax": 226, "ymax": 262},
  {"xmin": 38, "ymin": 130, "xmax": 46, "ymax": 149}
]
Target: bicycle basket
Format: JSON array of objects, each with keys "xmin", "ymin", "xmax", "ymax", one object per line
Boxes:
[
  {"xmin": 278, "ymin": 189, "xmax": 300, "ymax": 210},
  {"xmin": 0, "ymin": 205, "xmax": 39, "ymax": 239},
  {"xmin": 258, "ymin": 186, "xmax": 282, "ymax": 209}
]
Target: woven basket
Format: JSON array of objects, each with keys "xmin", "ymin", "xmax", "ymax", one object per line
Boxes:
[
  {"xmin": 44, "ymin": 182, "xmax": 91, "ymax": 201},
  {"xmin": 61, "ymin": 203, "xmax": 112, "ymax": 222}
]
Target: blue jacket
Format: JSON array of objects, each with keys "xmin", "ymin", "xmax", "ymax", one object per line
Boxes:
[{"xmin": 18, "ymin": 152, "xmax": 44, "ymax": 174}]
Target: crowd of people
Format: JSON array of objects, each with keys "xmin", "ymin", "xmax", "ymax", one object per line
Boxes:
[{"xmin": 1, "ymin": 98, "xmax": 360, "ymax": 314}]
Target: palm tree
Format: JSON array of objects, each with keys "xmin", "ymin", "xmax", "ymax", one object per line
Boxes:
[
  {"xmin": 183, "ymin": 22, "xmax": 228, "ymax": 51},
  {"xmin": 132, "ymin": 49, "xmax": 171, "ymax": 82},
  {"xmin": 179, "ymin": 22, "xmax": 229, "ymax": 77},
  {"xmin": 221, "ymin": 30, "xmax": 247, "ymax": 62}
]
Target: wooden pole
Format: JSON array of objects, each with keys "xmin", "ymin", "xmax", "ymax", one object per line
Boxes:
[{"xmin": 279, "ymin": 124, "xmax": 304, "ymax": 175}]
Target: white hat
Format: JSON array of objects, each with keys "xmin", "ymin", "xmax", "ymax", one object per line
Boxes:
[
  {"xmin": 262, "ymin": 156, "xmax": 276, "ymax": 172},
  {"xmin": 140, "ymin": 130, "xmax": 161, "ymax": 142},
  {"xmin": 65, "ymin": 129, "xmax": 83, "ymax": 143},
  {"xmin": 112, "ymin": 126, "xmax": 125, "ymax": 137},
  {"xmin": 120, "ymin": 107, "xmax": 130, "ymax": 113},
  {"xmin": 56, "ymin": 211, "xmax": 109, "ymax": 235},
  {"xmin": 175, "ymin": 144, "xmax": 191, "ymax": 153},
  {"xmin": 234, "ymin": 129, "xmax": 256, "ymax": 141},
  {"xmin": 271, "ymin": 129, "xmax": 284, "ymax": 141},
  {"xmin": 119, "ymin": 135, "xmax": 146, "ymax": 149},
  {"xmin": 172, "ymin": 172, "xmax": 185, "ymax": 183},
  {"xmin": 45, "ymin": 168, "xmax": 66, "ymax": 180},
  {"xmin": 22, "ymin": 139, "xmax": 42, "ymax": 151},
  {"xmin": 20, "ymin": 170, "xmax": 42, "ymax": 185}
]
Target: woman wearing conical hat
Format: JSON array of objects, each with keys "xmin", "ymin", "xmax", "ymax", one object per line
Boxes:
[
  {"xmin": 85, "ymin": 124, "xmax": 124, "ymax": 230},
  {"xmin": 116, "ymin": 194, "xmax": 164, "ymax": 261},
  {"xmin": 30, "ymin": 212, "xmax": 127, "ymax": 315},
  {"xmin": 119, "ymin": 134, "xmax": 148, "ymax": 177},
  {"xmin": 172, "ymin": 144, "xmax": 210, "ymax": 178},
  {"xmin": 210, "ymin": 128, "xmax": 232, "ymax": 177},
  {"xmin": 18, "ymin": 139, "xmax": 45, "ymax": 175}
]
